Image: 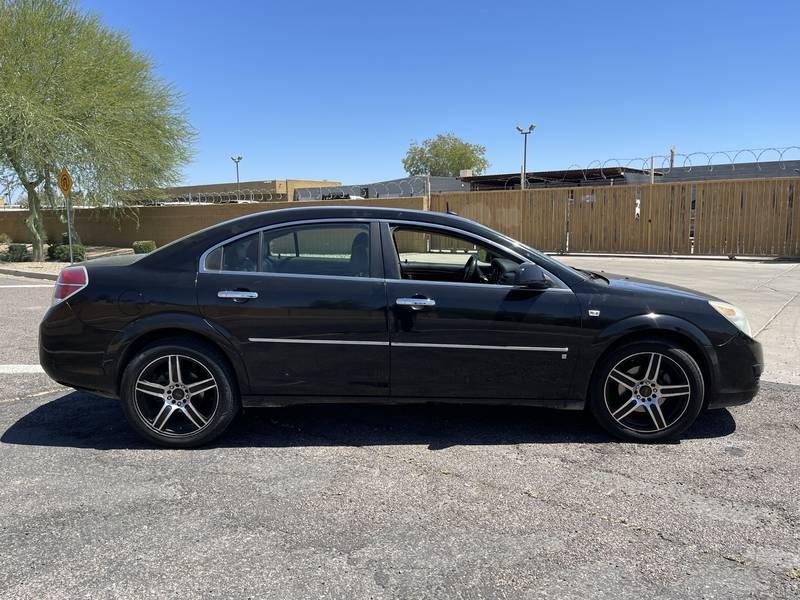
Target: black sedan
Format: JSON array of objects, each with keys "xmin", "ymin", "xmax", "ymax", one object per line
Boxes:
[{"xmin": 40, "ymin": 206, "xmax": 763, "ymax": 447}]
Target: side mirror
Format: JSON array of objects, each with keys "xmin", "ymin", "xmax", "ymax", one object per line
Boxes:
[{"xmin": 515, "ymin": 262, "xmax": 551, "ymax": 290}]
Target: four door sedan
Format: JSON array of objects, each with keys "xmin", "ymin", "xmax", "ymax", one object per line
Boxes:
[{"xmin": 39, "ymin": 206, "xmax": 762, "ymax": 447}]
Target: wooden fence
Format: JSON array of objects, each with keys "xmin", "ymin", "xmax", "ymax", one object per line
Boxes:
[
  {"xmin": 432, "ymin": 177, "xmax": 800, "ymax": 257},
  {"xmin": 2, "ymin": 178, "xmax": 799, "ymax": 257},
  {"xmin": 430, "ymin": 189, "xmax": 569, "ymax": 252},
  {"xmin": 693, "ymin": 179, "xmax": 799, "ymax": 256}
]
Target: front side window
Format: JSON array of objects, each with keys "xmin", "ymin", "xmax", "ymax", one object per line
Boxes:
[
  {"xmin": 391, "ymin": 226, "xmax": 521, "ymax": 285},
  {"xmin": 204, "ymin": 223, "xmax": 371, "ymax": 278}
]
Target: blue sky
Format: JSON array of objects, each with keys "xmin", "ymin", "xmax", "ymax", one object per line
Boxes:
[{"xmin": 82, "ymin": 0, "xmax": 800, "ymax": 186}]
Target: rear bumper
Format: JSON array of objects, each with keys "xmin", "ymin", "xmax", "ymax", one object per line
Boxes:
[
  {"xmin": 39, "ymin": 302, "xmax": 118, "ymax": 398},
  {"xmin": 706, "ymin": 333, "xmax": 763, "ymax": 409}
]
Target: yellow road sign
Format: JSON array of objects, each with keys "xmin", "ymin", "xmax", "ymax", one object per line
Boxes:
[{"xmin": 58, "ymin": 168, "xmax": 73, "ymax": 197}]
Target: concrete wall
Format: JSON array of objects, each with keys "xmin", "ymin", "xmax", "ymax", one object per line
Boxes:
[{"xmin": 0, "ymin": 197, "xmax": 425, "ymax": 247}]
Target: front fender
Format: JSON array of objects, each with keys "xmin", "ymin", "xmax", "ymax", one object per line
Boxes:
[
  {"xmin": 104, "ymin": 312, "xmax": 251, "ymax": 396},
  {"xmin": 573, "ymin": 313, "xmax": 720, "ymax": 404},
  {"xmin": 597, "ymin": 313, "xmax": 715, "ymax": 350}
]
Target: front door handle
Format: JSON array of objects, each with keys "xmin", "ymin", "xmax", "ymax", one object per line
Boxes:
[
  {"xmin": 396, "ymin": 297, "xmax": 436, "ymax": 308},
  {"xmin": 218, "ymin": 290, "xmax": 258, "ymax": 300}
]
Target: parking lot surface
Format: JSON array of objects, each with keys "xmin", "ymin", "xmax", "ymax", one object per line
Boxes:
[{"xmin": 1, "ymin": 258, "xmax": 798, "ymax": 599}]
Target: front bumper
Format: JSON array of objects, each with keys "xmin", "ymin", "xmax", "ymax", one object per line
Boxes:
[{"xmin": 706, "ymin": 333, "xmax": 763, "ymax": 409}]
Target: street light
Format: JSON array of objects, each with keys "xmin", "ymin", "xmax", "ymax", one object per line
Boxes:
[
  {"xmin": 516, "ymin": 124, "xmax": 536, "ymax": 190},
  {"xmin": 230, "ymin": 155, "xmax": 243, "ymax": 201}
]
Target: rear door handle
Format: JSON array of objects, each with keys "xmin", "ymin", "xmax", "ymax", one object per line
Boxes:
[
  {"xmin": 396, "ymin": 297, "xmax": 436, "ymax": 308},
  {"xmin": 218, "ymin": 290, "xmax": 258, "ymax": 300}
]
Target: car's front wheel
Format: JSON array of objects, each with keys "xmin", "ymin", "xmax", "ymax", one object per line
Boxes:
[
  {"xmin": 589, "ymin": 341, "xmax": 705, "ymax": 442},
  {"xmin": 120, "ymin": 338, "xmax": 239, "ymax": 448}
]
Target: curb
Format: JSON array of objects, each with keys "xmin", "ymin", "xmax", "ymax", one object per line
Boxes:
[
  {"xmin": 0, "ymin": 267, "xmax": 58, "ymax": 281},
  {"xmin": 547, "ymin": 253, "xmax": 796, "ymax": 263}
]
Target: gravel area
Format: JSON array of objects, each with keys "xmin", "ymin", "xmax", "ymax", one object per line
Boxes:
[{"xmin": 1, "ymin": 257, "xmax": 798, "ymax": 599}]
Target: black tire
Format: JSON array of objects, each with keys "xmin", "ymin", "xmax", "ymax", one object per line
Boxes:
[
  {"xmin": 120, "ymin": 337, "xmax": 239, "ymax": 448},
  {"xmin": 589, "ymin": 341, "xmax": 704, "ymax": 442}
]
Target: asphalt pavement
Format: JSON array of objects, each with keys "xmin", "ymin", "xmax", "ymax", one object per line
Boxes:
[{"xmin": 0, "ymin": 259, "xmax": 798, "ymax": 599}]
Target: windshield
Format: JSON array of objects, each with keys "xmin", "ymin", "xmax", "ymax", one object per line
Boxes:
[{"xmin": 488, "ymin": 230, "xmax": 591, "ymax": 281}]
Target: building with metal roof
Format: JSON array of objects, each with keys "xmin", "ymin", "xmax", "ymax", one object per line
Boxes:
[
  {"xmin": 459, "ymin": 160, "xmax": 800, "ymax": 191},
  {"xmin": 292, "ymin": 176, "xmax": 468, "ymax": 201}
]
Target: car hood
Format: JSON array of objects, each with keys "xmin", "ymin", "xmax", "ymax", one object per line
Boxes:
[{"xmin": 601, "ymin": 272, "xmax": 723, "ymax": 302}]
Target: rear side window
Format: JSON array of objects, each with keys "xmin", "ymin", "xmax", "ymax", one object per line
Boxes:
[
  {"xmin": 204, "ymin": 247, "xmax": 222, "ymax": 271},
  {"xmin": 222, "ymin": 233, "xmax": 259, "ymax": 272},
  {"xmin": 203, "ymin": 223, "xmax": 371, "ymax": 278}
]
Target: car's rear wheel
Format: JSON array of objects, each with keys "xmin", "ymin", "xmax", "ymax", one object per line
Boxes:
[
  {"xmin": 120, "ymin": 338, "xmax": 239, "ymax": 448},
  {"xmin": 589, "ymin": 341, "xmax": 704, "ymax": 442}
]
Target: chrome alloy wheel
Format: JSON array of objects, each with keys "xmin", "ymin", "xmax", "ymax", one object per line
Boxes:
[
  {"xmin": 603, "ymin": 352, "xmax": 692, "ymax": 434},
  {"xmin": 134, "ymin": 354, "xmax": 219, "ymax": 437}
]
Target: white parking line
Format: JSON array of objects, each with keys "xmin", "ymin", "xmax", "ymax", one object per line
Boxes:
[
  {"xmin": 0, "ymin": 387, "xmax": 65, "ymax": 405},
  {"xmin": 0, "ymin": 365, "xmax": 45, "ymax": 374}
]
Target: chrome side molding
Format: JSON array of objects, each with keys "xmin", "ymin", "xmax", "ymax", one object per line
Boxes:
[
  {"xmin": 392, "ymin": 342, "xmax": 568, "ymax": 353},
  {"xmin": 248, "ymin": 338, "xmax": 389, "ymax": 346}
]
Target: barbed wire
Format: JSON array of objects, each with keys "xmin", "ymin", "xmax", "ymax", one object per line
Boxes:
[
  {"xmin": 294, "ymin": 176, "xmax": 430, "ymax": 201},
  {"xmin": 476, "ymin": 146, "xmax": 800, "ymax": 189},
  {"xmin": 558, "ymin": 146, "xmax": 800, "ymax": 183},
  {"xmin": 152, "ymin": 177, "xmax": 433, "ymax": 203},
  {"xmin": 6, "ymin": 146, "xmax": 799, "ymax": 208},
  {"xmin": 150, "ymin": 189, "xmax": 290, "ymax": 205}
]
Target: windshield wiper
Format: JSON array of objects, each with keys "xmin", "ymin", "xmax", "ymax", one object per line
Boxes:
[{"xmin": 578, "ymin": 269, "xmax": 609, "ymax": 283}]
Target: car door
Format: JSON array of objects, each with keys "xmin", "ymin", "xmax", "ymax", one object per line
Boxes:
[
  {"xmin": 196, "ymin": 220, "xmax": 389, "ymax": 398},
  {"xmin": 383, "ymin": 222, "xmax": 583, "ymax": 400}
]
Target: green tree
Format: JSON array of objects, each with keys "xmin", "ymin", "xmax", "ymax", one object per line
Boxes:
[
  {"xmin": 0, "ymin": 0, "xmax": 194, "ymax": 260},
  {"xmin": 402, "ymin": 133, "xmax": 489, "ymax": 177}
]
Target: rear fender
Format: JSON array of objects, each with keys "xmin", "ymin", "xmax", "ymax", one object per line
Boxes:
[{"xmin": 104, "ymin": 312, "xmax": 251, "ymax": 396}]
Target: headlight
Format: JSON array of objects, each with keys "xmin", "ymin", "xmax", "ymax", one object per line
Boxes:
[{"xmin": 709, "ymin": 301, "xmax": 752, "ymax": 336}]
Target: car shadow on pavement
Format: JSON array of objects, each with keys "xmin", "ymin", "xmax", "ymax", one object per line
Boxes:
[{"xmin": 1, "ymin": 391, "xmax": 737, "ymax": 450}]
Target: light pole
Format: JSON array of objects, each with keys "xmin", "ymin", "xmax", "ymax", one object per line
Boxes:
[
  {"xmin": 230, "ymin": 155, "xmax": 243, "ymax": 201},
  {"xmin": 516, "ymin": 124, "xmax": 536, "ymax": 190}
]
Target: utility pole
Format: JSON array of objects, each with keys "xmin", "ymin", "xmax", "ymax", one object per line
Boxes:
[
  {"xmin": 230, "ymin": 155, "xmax": 243, "ymax": 201},
  {"xmin": 669, "ymin": 146, "xmax": 676, "ymax": 169},
  {"xmin": 426, "ymin": 173, "xmax": 432, "ymax": 211},
  {"xmin": 516, "ymin": 124, "xmax": 536, "ymax": 190}
]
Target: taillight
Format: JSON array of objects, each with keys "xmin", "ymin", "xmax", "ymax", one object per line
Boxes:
[{"xmin": 53, "ymin": 266, "xmax": 88, "ymax": 304}]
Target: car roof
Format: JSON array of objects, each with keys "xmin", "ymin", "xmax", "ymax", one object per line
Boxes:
[
  {"xmin": 139, "ymin": 204, "xmax": 584, "ymax": 285},
  {"xmin": 211, "ymin": 205, "xmax": 480, "ymax": 230}
]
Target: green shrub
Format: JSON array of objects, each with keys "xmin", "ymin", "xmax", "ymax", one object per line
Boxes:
[
  {"xmin": 132, "ymin": 240, "xmax": 157, "ymax": 254},
  {"xmin": 46, "ymin": 239, "xmax": 79, "ymax": 261},
  {"xmin": 7, "ymin": 243, "xmax": 31, "ymax": 262},
  {"xmin": 48, "ymin": 243, "xmax": 86, "ymax": 262},
  {"xmin": 0, "ymin": 233, "xmax": 11, "ymax": 245},
  {"xmin": 46, "ymin": 232, "xmax": 81, "ymax": 247}
]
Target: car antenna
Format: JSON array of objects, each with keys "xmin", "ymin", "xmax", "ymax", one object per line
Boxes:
[{"xmin": 446, "ymin": 201, "xmax": 458, "ymax": 215}]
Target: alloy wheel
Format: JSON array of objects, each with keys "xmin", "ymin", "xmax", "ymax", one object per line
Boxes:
[
  {"xmin": 134, "ymin": 354, "xmax": 219, "ymax": 437},
  {"xmin": 603, "ymin": 351, "xmax": 692, "ymax": 434}
]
